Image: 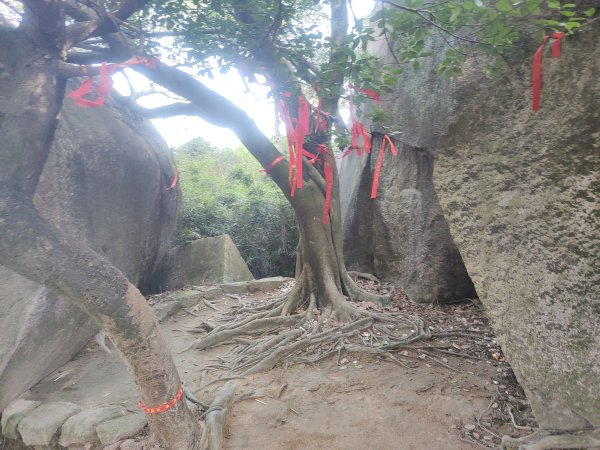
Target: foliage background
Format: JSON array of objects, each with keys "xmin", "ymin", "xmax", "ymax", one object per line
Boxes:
[{"xmin": 175, "ymin": 137, "xmax": 298, "ymax": 278}]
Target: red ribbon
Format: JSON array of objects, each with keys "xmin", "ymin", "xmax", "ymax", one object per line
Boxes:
[
  {"xmin": 138, "ymin": 385, "xmax": 183, "ymax": 414},
  {"xmin": 278, "ymin": 95, "xmax": 311, "ymax": 196},
  {"xmin": 532, "ymin": 32, "xmax": 564, "ymax": 112},
  {"xmin": 322, "ymin": 149, "xmax": 334, "ymax": 225},
  {"xmin": 351, "ymin": 121, "xmax": 371, "ymax": 155},
  {"xmin": 261, "ymin": 155, "xmax": 285, "ymax": 175},
  {"xmin": 68, "ymin": 57, "xmax": 158, "ymax": 107},
  {"xmin": 165, "ymin": 169, "xmax": 179, "ymax": 191},
  {"xmin": 347, "ymin": 91, "xmax": 371, "ymax": 156},
  {"xmin": 348, "ymin": 83, "xmax": 381, "ymax": 105},
  {"xmin": 370, "ymin": 134, "xmax": 397, "ymax": 199}
]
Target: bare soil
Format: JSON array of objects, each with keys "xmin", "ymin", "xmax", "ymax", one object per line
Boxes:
[{"xmin": 25, "ymin": 282, "xmax": 535, "ymax": 450}]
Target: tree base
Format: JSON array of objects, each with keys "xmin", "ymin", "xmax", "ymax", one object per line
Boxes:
[{"xmin": 183, "ymin": 279, "xmax": 439, "ymax": 375}]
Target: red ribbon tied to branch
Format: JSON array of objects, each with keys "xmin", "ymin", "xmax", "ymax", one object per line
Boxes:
[
  {"xmin": 68, "ymin": 57, "xmax": 158, "ymax": 107},
  {"xmin": 371, "ymin": 134, "xmax": 397, "ymax": 199},
  {"xmin": 532, "ymin": 32, "xmax": 564, "ymax": 112},
  {"xmin": 278, "ymin": 94, "xmax": 311, "ymax": 196},
  {"xmin": 348, "ymin": 83, "xmax": 381, "ymax": 105}
]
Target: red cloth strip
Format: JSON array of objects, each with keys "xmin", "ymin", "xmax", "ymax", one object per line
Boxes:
[
  {"xmin": 138, "ymin": 385, "xmax": 183, "ymax": 414},
  {"xmin": 371, "ymin": 134, "xmax": 397, "ymax": 199},
  {"xmin": 295, "ymin": 96, "xmax": 311, "ymax": 191},
  {"xmin": 342, "ymin": 145, "xmax": 363, "ymax": 158},
  {"xmin": 351, "ymin": 121, "xmax": 371, "ymax": 154},
  {"xmin": 277, "ymin": 95, "xmax": 311, "ymax": 196},
  {"xmin": 532, "ymin": 32, "xmax": 564, "ymax": 112},
  {"xmin": 348, "ymin": 83, "xmax": 381, "ymax": 105},
  {"xmin": 261, "ymin": 155, "xmax": 285, "ymax": 175},
  {"xmin": 68, "ymin": 57, "xmax": 158, "ymax": 108},
  {"xmin": 322, "ymin": 155, "xmax": 334, "ymax": 225},
  {"xmin": 165, "ymin": 169, "xmax": 179, "ymax": 191}
]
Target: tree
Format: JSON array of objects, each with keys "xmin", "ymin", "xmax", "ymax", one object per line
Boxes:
[{"xmin": 0, "ymin": 0, "xmax": 595, "ymax": 447}]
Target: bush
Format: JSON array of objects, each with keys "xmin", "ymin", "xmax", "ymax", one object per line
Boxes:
[{"xmin": 175, "ymin": 137, "xmax": 298, "ymax": 278}]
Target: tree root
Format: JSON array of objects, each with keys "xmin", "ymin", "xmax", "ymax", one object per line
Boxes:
[
  {"xmin": 200, "ymin": 381, "xmax": 236, "ymax": 450},
  {"xmin": 500, "ymin": 428, "xmax": 600, "ymax": 450},
  {"xmin": 348, "ymin": 271, "xmax": 380, "ymax": 283},
  {"xmin": 186, "ymin": 292, "xmax": 442, "ymax": 375},
  {"xmin": 341, "ymin": 269, "xmax": 393, "ymax": 307},
  {"xmin": 184, "ymin": 315, "xmax": 297, "ymax": 351}
]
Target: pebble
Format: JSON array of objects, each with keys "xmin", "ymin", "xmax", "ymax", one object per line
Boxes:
[
  {"xmin": 472, "ymin": 432, "xmax": 480, "ymax": 439},
  {"xmin": 484, "ymin": 435, "xmax": 493, "ymax": 441},
  {"xmin": 464, "ymin": 424, "xmax": 476, "ymax": 431}
]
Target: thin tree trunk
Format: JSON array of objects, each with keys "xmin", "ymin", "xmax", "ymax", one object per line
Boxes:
[{"xmin": 0, "ymin": 13, "xmax": 201, "ymax": 448}]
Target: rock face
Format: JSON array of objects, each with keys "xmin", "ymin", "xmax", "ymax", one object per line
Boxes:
[
  {"xmin": 161, "ymin": 235, "xmax": 254, "ymax": 290},
  {"xmin": 370, "ymin": 140, "xmax": 476, "ymax": 303},
  {"xmin": 340, "ymin": 5, "xmax": 481, "ymax": 303},
  {"xmin": 434, "ymin": 25, "xmax": 600, "ymax": 430},
  {"xmin": 0, "ymin": 94, "xmax": 179, "ymax": 411}
]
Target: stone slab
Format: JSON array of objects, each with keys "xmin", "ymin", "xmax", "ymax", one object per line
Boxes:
[
  {"xmin": 161, "ymin": 235, "xmax": 253, "ymax": 290},
  {"xmin": 59, "ymin": 405, "xmax": 128, "ymax": 446},
  {"xmin": 247, "ymin": 277, "xmax": 293, "ymax": 293},
  {"xmin": 96, "ymin": 413, "xmax": 147, "ymax": 445},
  {"xmin": 17, "ymin": 401, "xmax": 80, "ymax": 446},
  {"xmin": 220, "ymin": 281, "xmax": 250, "ymax": 295},
  {"xmin": 1, "ymin": 399, "xmax": 40, "ymax": 440},
  {"xmin": 152, "ymin": 301, "xmax": 182, "ymax": 322}
]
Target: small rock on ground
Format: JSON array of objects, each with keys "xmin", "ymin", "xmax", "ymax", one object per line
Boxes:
[{"xmin": 17, "ymin": 401, "xmax": 80, "ymax": 446}]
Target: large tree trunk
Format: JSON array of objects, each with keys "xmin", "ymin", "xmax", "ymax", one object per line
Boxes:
[{"xmin": 0, "ymin": 10, "xmax": 201, "ymax": 449}]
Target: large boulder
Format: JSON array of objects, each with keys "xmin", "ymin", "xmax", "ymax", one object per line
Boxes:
[
  {"xmin": 0, "ymin": 93, "xmax": 179, "ymax": 411},
  {"xmin": 370, "ymin": 140, "xmax": 476, "ymax": 303},
  {"xmin": 340, "ymin": 3, "xmax": 481, "ymax": 302},
  {"xmin": 434, "ymin": 25, "xmax": 600, "ymax": 430},
  {"xmin": 161, "ymin": 235, "xmax": 254, "ymax": 290}
]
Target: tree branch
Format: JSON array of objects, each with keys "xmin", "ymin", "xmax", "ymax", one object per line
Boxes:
[
  {"xmin": 383, "ymin": 0, "xmax": 511, "ymax": 47},
  {"xmin": 64, "ymin": 0, "xmax": 151, "ymax": 48},
  {"xmin": 127, "ymin": 102, "xmax": 200, "ymax": 119}
]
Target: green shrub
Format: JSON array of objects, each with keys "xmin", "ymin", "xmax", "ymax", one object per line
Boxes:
[{"xmin": 175, "ymin": 137, "xmax": 298, "ymax": 278}]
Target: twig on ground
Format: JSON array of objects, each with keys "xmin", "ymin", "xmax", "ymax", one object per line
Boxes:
[{"xmin": 276, "ymin": 382, "xmax": 288, "ymax": 399}]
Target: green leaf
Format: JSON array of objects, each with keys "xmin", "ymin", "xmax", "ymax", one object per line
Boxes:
[
  {"xmin": 474, "ymin": 0, "xmax": 484, "ymax": 7},
  {"xmin": 584, "ymin": 7, "xmax": 596, "ymax": 17},
  {"xmin": 565, "ymin": 21, "xmax": 581, "ymax": 30},
  {"xmin": 496, "ymin": 0, "xmax": 513, "ymax": 12},
  {"xmin": 560, "ymin": 10, "xmax": 575, "ymax": 17},
  {"xmin": 538, "ymin": 19, "xmax": 560, "ymax": 26},
  {"xmin": 547, "ymin": 0, "xmax": 560, "ymax": 8}
]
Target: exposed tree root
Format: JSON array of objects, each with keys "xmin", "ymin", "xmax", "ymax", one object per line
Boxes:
[
  {"xmin": 500, "ymin": 428, "xmax": 600, "ymax": 450},
  {"xmin": 184, "ymin": 290, "xmax": 445, "ymax": 375},
  {"xmin": 200, "ymin": 381, "xmax": 236, "ymax": 450}
]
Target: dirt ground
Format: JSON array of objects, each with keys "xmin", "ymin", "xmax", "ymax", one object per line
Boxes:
[{"xmin": 25, "ymin": 281, "xmax": 536, "ymax": 450}]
